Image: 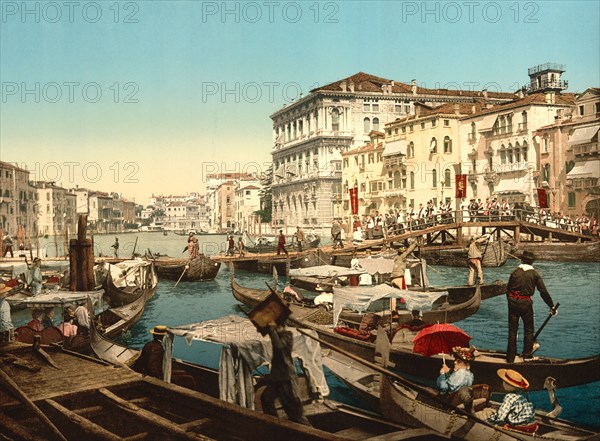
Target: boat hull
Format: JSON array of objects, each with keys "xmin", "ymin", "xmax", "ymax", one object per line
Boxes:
[
  {"xmin": 514, "ymin": 241, "xmax": 600, "ymax": 263},
  {"xmin": 153, "ymin": 255, "xmax": 221, "ymax": 281},
  {"xmin": 418, "ymin": 241, "xmax": 508, "ymax": 267}
]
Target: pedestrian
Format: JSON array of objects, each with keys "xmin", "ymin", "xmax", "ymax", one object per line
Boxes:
[
  {"xmin": 30, "ymin": 257, "xmax": 43, "ymax": 296},
  {"xmin": 0, "ymin": 284, "xmax": 15, "ymax": 342},
  {"xmin": 227, "ymin": 235, "xmax": 235, "ymax": 256},
  {"xmin": 486, "ymin": 369, "xmax": 535, "ymax": 428},
  {"xmin": 260, "ymin": 322, "xmax": 311, "ymax": 426},
  {"xmin": 2, "ymin": 232, "xmax": 14, "ymax": 257},
  {"xmin": 467, "ymin": 234, "xmax": 489, "ymax": 286},
  {"xmin": 294, "ymin": 226, "xmax": 305, "ymax": 252},
  {"xmin": 331, "ymin": 220, "xmax": 343, "ymax": 249},
  {"xmin": 276, "ymin": 230, "xmax": 288, "ymax": 255},
  {"xmin": 505, "ymin": 250, "xmax": 557, "ymax": 362},
  {"xmin": 111, "ymin": 237, "xmax": 119, "ymax": 258},
  {"xmin": 237, "ymin": 237, "xmax": 245, "ymax": 256}
]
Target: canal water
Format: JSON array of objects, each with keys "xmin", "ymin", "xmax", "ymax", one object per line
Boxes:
[{"xmin": 14, "ymin": 232, "xmax": 600, "ymax": 429}]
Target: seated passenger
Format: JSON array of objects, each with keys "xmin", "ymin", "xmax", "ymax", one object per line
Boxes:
[
  {"xmin": 437, "ymin": 346, "xmax": 476, "ymax": 402},
  {"xmin": 26, "ymin": 309, "xmax": 44, "ymax": 332},
  {"xmin": 486, "ymin": 369, "xmax": 535, "ymax": 428},
  {"xmin": 406, "ymin": 309, "xmax": 425, "ymax": 328},
  {"xmin": 57, "ymin": 310, "xmax": 78, "ymax": 337}
]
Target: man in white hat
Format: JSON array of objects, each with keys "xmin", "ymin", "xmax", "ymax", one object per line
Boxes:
[
  {"xmin": 0, "ymin": 283, "xmax": 14, "ymax": 342},
  {"xmin": 486, "ymin": 369, "xmax": 535, "ymax": 428}
]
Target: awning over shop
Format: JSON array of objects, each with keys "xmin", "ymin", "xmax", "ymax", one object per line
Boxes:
[
  {"xmin": 477, "ymin": 114, "xmax": 498, "ymax": 132},
  {"xmin": 567, "ymin": 160, "xmax": 600, "ymax": 179},
  {"xmin": 382, "ymin": 139, "xmax": 407, "ymax": 157},
  {"xmin": 569, "ymin": 125, "xmax": 600, "ymax": 145}
]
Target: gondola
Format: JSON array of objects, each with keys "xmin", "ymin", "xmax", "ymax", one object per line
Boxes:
[
  {"xmin": 1, "ymin": 341, "xmax": 450, "ymax": 441},
  {"xmin": 417, "ymin": 239, "xmax": 508, "ymax": 267},
  {"xmin": 230, "ymin": 277, "xmax": 600, "ymax": 392},
  {"xmin": 85, "ymin": 318, "xmax": 449, "ymax": 441},
  {"xmin": 322, "ymin": 349, "xmax": 600, "ymax": 441},
  {"xmin": 231, "ymin": 276, "xmax": 482, "ymax": 326},
  {"xmin": 245, "ymin": 235, "xmax": 321, "ymax": 254},
  {"xmin": 103, "ymin": 259, "xmax": 158, "ymax": 307},
  {"xmin": 152, "ymin": 255, "xmax": 221, "ymax": 282},
  {"xmin": 513, "ymin": 241, "xmax": 600, "ymax": 263}
]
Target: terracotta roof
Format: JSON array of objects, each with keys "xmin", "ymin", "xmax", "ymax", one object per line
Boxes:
[
  {"xmin": 535, "ymin": 114, "xmax": 600, "ymax": 132},
  {"xmin": 461, "ymin": 92, "xmax": 576, "ymax": 120},
  {"xmin": 239, "ymin": 185, "xmax": 260, "ymax": 191},
  {"xmin": 0, "ymin": 161, "xmax": 28, "ymax": 173},
  {"xmin": 312, "ymin": 72, "xmax": 513, "ymax": 99},
  {"xmin": 342, "ymin": 142, "xmax": 384, "ymax": 156},
  {"xmin": 384, "ymin": 102, "xmax": 483, "ymax": 127}
]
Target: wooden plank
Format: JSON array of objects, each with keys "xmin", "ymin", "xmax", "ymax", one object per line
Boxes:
[
  {"xmin": 98, "ymin": 387, "xmax": 215, "ymax": 441},
  {"xmin": 45, "ymin": 398, "xmax": 122, "ymax": 441},
  {"xmin": 179, "ymin": 418, "xmax": 211, "ymax": 430},
  {"xmin": 0, "ymin": 412, "xmax": 48, "ymax": 441}
]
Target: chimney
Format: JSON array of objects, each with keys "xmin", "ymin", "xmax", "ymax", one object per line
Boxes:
[
  {"xmin": 391, "ymin": 81, "xmax": 395, "ymax": 87},
  {"xmin": 453, "ymin": 103, "xmax": 460, "ymax": 115},
  {"xmin": 349, "ymin": 81, "xmax": 355, "ymax": 92},
  {"xmin": 340, "ymin": 81, "xmax": 347, "ymax": 92},
  {"xmin": 411, "ymin": 79, "xmax": 417, "ymax": 95},
  {"xmin": 482, "ymin": 89, "xmax": 488, "ymax": 99},
  {"xmin": 516, "ymin": 88, "xmax": 524, "ymax": 99},
  {"xmin": 471, "ymin": 104, "xmax": 476, "ymax": 114},
  {"xmin": 546, "ymin": 91, "xmax": 555, "ymax": 104}
]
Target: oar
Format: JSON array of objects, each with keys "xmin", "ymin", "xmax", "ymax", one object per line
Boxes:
[
  {"xmin": 131, "ymin": 236, "xmax": 139, "ymax": 259},
  {"xmin": 533, "ymin": 302, "xmax": 560, "ymax": 343},
  {"xmin": 0, "ymin": 365, "xmax": 68, "ymax": 441},
  {"xmin": 174, "ymin": 262, "xmax": 190, "ymax": 288}
]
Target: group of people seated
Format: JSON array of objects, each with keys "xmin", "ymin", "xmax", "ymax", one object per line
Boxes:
[
  {"xmin": 437, "ymin": 346, "xmax": 537, "ymax": 431},
  {"xmin": 23, "ymin": 304, "xmax": 90, "ymax": 338}
]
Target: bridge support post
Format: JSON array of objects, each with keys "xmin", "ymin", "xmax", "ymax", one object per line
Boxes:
[
  {"xmin": 515, "ymin": 225, "xmax": 520, "ymax": 244},
  {"xmin": 457, "ymin": 225, "xmax": 463, "ymax": 246}
]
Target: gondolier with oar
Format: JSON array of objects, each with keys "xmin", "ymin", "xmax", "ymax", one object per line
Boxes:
[{"xmin": 506, "ymin": 251, "xmax": 557, "ymax": 363}]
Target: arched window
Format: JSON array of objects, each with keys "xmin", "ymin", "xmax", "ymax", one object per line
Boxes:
[
  {"xmin": 507, "ymin": 143, "xmax": 513, "ymax": 163},
  {"xmin": 470, "ymin": 122, "xmax": 476, "ymax": 137},
  {"xmin": 443, "ymin": 136, "xmax": 452, "ymax": 153},
  {"xmin": 544, "ymin": 163, "xmax": 551, "ymax": 182},
  {"xmin": 522, "ymin": 141, "xmax": 528, "ymax": 161},
  {"xmin": 292, "ymin": 121, "xmax": 297, "ymax": 140},
  {"xmin": 432, "ymin": 169, "xmax": 437, "ymax": 188},
  {"xmin": 521, "ymin": 111, "xmax": 528, "ymax": 130},
  {"xmin": 363, "ymin": 117, "xmax": 370, "ymax": 134},
  {"xmin": 393, "ymin": 171, "xmax": 401, "ymax": 188},
  {"xmin": 331, "ymin": 108, "xmax": 340, "ymax": 132},
  {"xmin": 430, "ymin": 137, "xmax": 437, "ymax": 154},
  {"xmin": 373, "ymin": 117, "xmax": 379, "ymax": 132},
  {"xmin": 408, "ymin": 142, "xmax": 415, "ymax": 158},
  {"xmin": 514, "ymin": 142, "xmax": 521, "ymax": 162},
  {"xmin": 410, "ymin": 171, "xmax": 415, "ymax": 189},
  {"xmin": 500, "ymin": 144, "xmax": 506, "ymax": 164},
  {"xmin": 444, "ymin": 169, "xmax": 451, "ymax": 187}
]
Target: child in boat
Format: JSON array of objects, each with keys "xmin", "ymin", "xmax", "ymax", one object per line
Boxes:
[{"xmin": 486, "ymin": 369, "xmax": 535, "ymax": 428}]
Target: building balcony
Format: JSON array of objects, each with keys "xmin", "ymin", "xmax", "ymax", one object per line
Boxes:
[
  {"xmin": 518, "ymin": 122, "xmax": 528, "ymax": 132},
  {"xmin": 383, "ymin": 189, "xmax": 404, "ymax": 198},
  {"xmin": 467, "ymin": 133, "xmax": 477, "ymax": 143},
  {"xmin": 526, "ymin": 79, "xmax": 568, "ymax": 93},
  {"xmin": 384, "ymin": 157, "xmax": 405, "ymax": 168}
]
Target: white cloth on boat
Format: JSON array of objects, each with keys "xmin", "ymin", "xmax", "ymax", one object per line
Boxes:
[
  {"xmin": 169, "ymin": 315, "xmax": 330, "ymax": 408},
  {"xmin": 314, "ymin": 292, "xmax": 333, "ymax": 305},
  {"xmin": 288, "ymin": 265, "xmax": 365, "ymax": 279},
  {"xmin": 356, "ymin": 257, "xmax": 394, "ymax": 275},
  {"xmin": 109, "ymin": 258, "xmax": 148, "ymax": 288},
  {"xmin": 332, "ymin": 285, "xmax": 447, "ymax": 326}
]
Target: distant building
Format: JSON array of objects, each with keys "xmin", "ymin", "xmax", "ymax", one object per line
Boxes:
[
  {"xmin": 0, "ymin": 161, "xmax": 38, "ymax": 239},
  {"xmin": 270, "ymin": 72, "xmax": 513, "ymax": 228},
  {"xmin": 33, "ymin": 181, "xmax": 76, "ymax": 237},
  {"xmin": 235, "ymin": 183, "xmax": 261, "ymax": 233}
]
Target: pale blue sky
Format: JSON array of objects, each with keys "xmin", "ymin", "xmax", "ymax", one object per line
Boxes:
[{"xmin": 1, "ymin": 0, "xmax": 598, "ymax": 204}]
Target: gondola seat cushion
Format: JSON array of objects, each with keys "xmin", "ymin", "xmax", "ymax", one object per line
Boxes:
[
  {"xmin": 504, "ymin": 422, "xmax": 538, "ymax": 434},
  {"xmin": 334, "ymin": 326, "xmax": 376, "ymax": 342}
]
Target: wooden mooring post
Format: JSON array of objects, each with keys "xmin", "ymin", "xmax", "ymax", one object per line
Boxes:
[{"xmin": 69, "ymin": 215, "xmax": 95, "ymax": 291}]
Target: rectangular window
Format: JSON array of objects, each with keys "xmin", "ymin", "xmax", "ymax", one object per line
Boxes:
[
  {"xmin": 421, "ymin": 122, "xmax": 425, "ymax": 129},
  {"xmin": 579, "ymin": 105, "xmax": 584, "ymax": 116},
  {"xmin": 568, "ymin": 192, "xmax": 576, "ymax": 207},
  {"xmin": 409, "ymin": 125, "xmax": 414, "ymax": 132},
  {"xmin": 432, "ymin": 119, "xmax": 437, "ymax": 127},
  {"xmin": 372, "ymin": 103, "xmax": 379, "ymax": 112},
  {"xmin": 363, "ymin": 103, "xmax": 370, "ymax": 111},
  {"xmin": 402, "ymin": 127, "xmax": 406, "ymax": 133},
  {"xmin": 395, "ymin": 104, "xmax": 402, "ymax": 113},
  {"xmin": 343, "ymin": 158, "xmax": 349, "ymax": 167},
  {"xmin": 444, "ymin": 119, "xmax": 450, "ymax": 126},
  {"xmin": 354, "ymin": 157, "xmax": 359, "ymax": 166}
]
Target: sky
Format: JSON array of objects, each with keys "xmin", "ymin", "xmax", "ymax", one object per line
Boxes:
[{"xmin": 1, "ymin": 0, "xmax": 599, "ymax": 205}]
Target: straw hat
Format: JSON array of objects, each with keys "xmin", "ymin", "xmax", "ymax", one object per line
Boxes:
[
  {"xmin": 452, "ymin": 346, "xmax": 477, "ymax": 362},
  {"xmin": 149, "ymin": 325, "xmax": 168, "ymax": 336},
  {"xmin": 0, "ymin": 283, "xmax": 12, "ymax": 295},
  {"xmin": 497, "ymin": 368, "xmax": 529, "ymax": 390}
]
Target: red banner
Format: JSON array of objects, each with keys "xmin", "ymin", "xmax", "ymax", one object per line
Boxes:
[
  {"xmin": 349, "ymin": 187, "xmax": 359, "ymax": 215},
  {"xmin": 537, "ymin": 188, "xmax": 549, "ymax": 208},
  {"xmin": 455, "ymin": 174, "xmax": 467, "ymax": 199}
]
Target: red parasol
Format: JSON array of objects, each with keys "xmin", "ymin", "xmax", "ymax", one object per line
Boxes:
[{"xmin": 412, "ymin": 324, "xmax": 471, "ymax": 357}]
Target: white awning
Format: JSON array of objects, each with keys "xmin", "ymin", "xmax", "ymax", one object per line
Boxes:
[
  {"xmin": 569, "ymin": 125, "xmax": 599, "ymax": 145},
  {"xmin": 477, "ymin": 114, "xmax": 498, "ymax": 132},
  {"xmin": 493, "ymin": 177, "xmax": 531, "ymax": 195},
  {"xmin": 288, "ymin": 265, "xmax": 365, "ymax": 278},
  {"xmin": 567, "ymin": 160, "xmax": 600, "ymax": 179},
  {"xmin": 382, "ymin": 139, "xmax": 407, "ymax": 157}
]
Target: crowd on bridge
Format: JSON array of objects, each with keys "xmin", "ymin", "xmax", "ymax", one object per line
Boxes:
[{"xmin": 348, "ymin": 198, "xmax": 599, "ymax": 242}]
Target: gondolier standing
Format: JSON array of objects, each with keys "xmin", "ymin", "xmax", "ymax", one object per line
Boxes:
[
  {"xmin": 467, "ymin": 234, "xmax": 489, "ymax": 285},
  {"xmin": 506, "ymin": 251, "xmax": 557, "ymax": 363},
  {"xmin": 111, "ymin": 237, "xmax": 119, "ymax": 258},
  {"xmin": 294, "ymin": 226, "xmax": 305, "ymax": 252}
]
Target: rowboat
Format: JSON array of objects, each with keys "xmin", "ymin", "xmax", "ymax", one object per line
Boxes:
[
  {"xmin": 417, "ymin": 239, "xmax": 508, "ymax": 267},
  {"xmin": 245, "ymin": 234, "xmax": 321, "ymax": 254},
  {"xmin": 513, "ymin": 241, "xmax": 600, "ymax": 263},
  {"xmin": 322, "ymin": 349, "xmax": 600, "ymax": 441},
  {"xmin": 103, "ymin": 259, "xmax": 158, "ymax": 307},
  {"xmin": 1, "ymin": 341, "xmax": 450, "ymax": 441},
  {"xmin": 85, "ymin": 318, "xmax": 450, "ymax": 441},
  {"xmin": 152, "ymin": 255, "xmax": 221, "ymax": 282}
]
